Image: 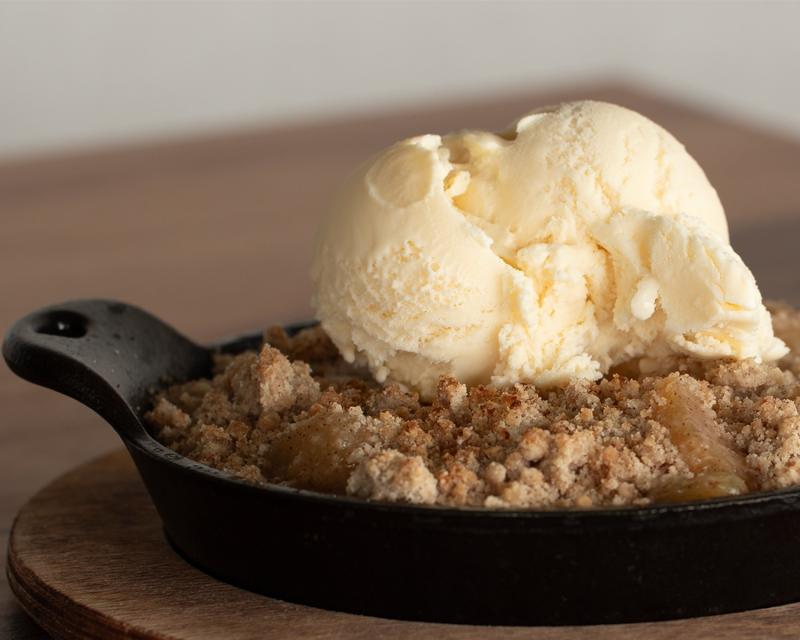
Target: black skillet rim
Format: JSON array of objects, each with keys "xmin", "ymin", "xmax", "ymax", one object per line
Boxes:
[{"xmin": 132, "ymin": 327, "xmax": 800, "ymax": 525}]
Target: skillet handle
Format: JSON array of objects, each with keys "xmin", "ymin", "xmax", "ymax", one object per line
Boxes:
[{"xmin": 2, "ymin": 299, "xmax": 212, "ymax": 442}]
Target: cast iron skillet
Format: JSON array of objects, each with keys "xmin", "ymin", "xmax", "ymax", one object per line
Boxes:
[{"xmin": 5, "ymin": 299, "xmax": 800, "ymax": 626}]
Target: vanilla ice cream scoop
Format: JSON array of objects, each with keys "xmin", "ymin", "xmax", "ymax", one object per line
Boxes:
[{"xmin": 312, "ymin": 101, "xmax": 786, "ymax": 397}]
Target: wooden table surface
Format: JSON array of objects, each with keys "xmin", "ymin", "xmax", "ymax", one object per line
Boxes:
[{"xmin": 2, "ymin": 84, "xmax": 800, "ymax": 638}]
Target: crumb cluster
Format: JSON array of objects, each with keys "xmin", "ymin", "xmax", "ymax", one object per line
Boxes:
[{"xmin": 146, "ymin": 302, "xmax": 800, "ymax": 508}]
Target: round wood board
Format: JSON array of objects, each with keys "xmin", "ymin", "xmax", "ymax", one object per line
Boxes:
[{"xmin": 7, "ymin": 451, "xmax": 800, "ymax": 640}]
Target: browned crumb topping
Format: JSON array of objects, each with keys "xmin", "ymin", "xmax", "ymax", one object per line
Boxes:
[{"xmin": 146, "ymin": 302, "xmax": 800, "ymax": 509}]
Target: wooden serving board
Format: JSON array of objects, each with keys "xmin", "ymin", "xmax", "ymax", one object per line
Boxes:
[{"xmin": 7, "ymin": 451, "xmax": 800, "ymax": 639}]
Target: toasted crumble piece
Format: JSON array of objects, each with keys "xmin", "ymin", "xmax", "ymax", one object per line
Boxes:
[
  {"xmin": 389, "ymin": 419, "xmax": 434, "ymax": 458},
  {"xmin": 498, "ymin": 475, "xmax": 558, "ymax": 509},
  {"xmin": 738, "ymin": 396, "xmax": 800, "ymax": 490},
  {"xmin": 436, "ymin": 376, "xmax": 468, "ymax": 418},
  {"xmin": 364, "ymin": 382, "xmax": 421, "ymax": 418},
  {"xmin": 540, "ymin": 430, "xmax": 595, "ymax": 495},
  {"xmin": 436, "ymin": 460, "xmax": 485, "ymax": 506},
  {"xmin": 145, "ymin": 302, "xmax": 800, "ymax": 509},
  {"xmin": 704, "ymin": 359, "xmax": 789, "ymax": 391},
  {"xmin": 483, "ymin": 461, "xmax": 507, "ymax": 489},
  {"xmin": 517, "ymin": 428, "xmax": 549, "ymax": 463},
  {"xmin": 236, "ymin": 464, "xmax": 267, "ymax": 485},
  {"xmin": 197, "ymin": 351, "xmax": 263, "ymax": 423},
  {"xmin": 257, "ymin": 344, "xmax": 320, "ymax": 414},
  {"xmin": 163, "ymin": 378, "xmax": 212, "ymax": 414},
  {"xmin": 149, "ymin": 397, "xmax": 191, "ymax": 433},
  {"xmin": 194, "ymin": 424, "xmax": 234, "ymax": 464},
  {"xmin": 348, "ymin": 450, "xmax": 437, "ymax": 504}
]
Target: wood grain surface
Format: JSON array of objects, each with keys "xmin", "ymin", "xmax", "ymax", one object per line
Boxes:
[
  {"xmin": 2, "ymin": 83, "xmax": 800, "ymax": 638},
  {"xmin": 10, "ymin": 449, "xmax": 800, "ymax": 640}
]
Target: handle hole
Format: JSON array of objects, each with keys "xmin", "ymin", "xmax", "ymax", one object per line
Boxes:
[{"xmin": 35, "ymin": 311, "xmax": 89, "ymax": 338}]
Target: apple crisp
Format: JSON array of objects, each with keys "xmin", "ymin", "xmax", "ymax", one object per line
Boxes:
[{"xmin": 146, "ymin": 302, "xmax": 800, "ymax": 508}]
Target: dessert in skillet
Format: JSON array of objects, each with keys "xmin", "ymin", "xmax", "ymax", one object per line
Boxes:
[{"xmin": 148, "ymin": 101, "xmax": 800, "ymax": 508}]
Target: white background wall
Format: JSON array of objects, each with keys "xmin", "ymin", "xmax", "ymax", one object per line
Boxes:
[{"xmin": 2, "ymin": 0, "xmax": 800, "ymax": 159}]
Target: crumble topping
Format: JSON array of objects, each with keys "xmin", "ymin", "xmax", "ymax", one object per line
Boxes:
[{"xmin": 146, "ymin": 301, "xmax": 800, "ymax": 508}]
